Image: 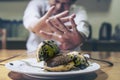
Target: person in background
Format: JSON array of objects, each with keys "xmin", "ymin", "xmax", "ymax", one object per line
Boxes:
[{"xmin": 23, "ymin": 0, "xmax": 89, "ymax": 52}]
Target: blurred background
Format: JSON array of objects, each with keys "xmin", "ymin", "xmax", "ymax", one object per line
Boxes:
[{"xmin": 0, "ymin": 0, "xmax": 120, "ymax": 51}]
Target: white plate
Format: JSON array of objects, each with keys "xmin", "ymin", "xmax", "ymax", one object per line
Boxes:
[{"xmin": 5, "ymin": 58, "xmax": 100, "ymax": 78}]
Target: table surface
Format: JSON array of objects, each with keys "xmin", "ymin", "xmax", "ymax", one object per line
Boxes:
[{"xmin": 0, "ymin": 49, "xmax": 120, "ymax": 80}]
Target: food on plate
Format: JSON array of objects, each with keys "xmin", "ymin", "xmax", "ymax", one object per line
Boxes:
[
  {"xmin": 36, "ymin": 40, "xmax": 60, "ymax": 61},
  {"xmin": 44, "ymin": 51, "xmax": 89, "ymax": 72},
  {"xmin": 36, "ymin": 40, "xmax": 89, "ymax": 72}
]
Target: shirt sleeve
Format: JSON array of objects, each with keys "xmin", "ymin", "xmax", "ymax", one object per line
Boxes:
[
  {"xmin": 72, "ymin": 5, "xmax": 90, "ymax": 38},
  {"xmin": 23, "ymin": 0, "xmax": 45, "ymax": 31}
]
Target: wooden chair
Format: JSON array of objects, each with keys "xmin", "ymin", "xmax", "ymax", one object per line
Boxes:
[{"xmin": 0, "ymin": 28, "xmax": 7, "ymax": 49}]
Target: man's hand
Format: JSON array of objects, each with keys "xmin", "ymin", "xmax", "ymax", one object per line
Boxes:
[
  {"xmin": 33, "ymin": 6, "xmax": 69, "ymax": 37},
  {"xmin": 40, "ymin": 14, "xmax": 84, "ymax": 50},
  {"xmin": 33, "ymin": 6, "xmax": 84, "ymax": 50}
]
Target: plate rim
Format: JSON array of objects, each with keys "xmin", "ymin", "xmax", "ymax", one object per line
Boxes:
[{"xmin": 5, "ymin": 58, "xmax": 100, "ymax": 76}]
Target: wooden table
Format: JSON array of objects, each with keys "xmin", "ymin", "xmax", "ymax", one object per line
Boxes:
[
  {"xmin": 0, "ymin": 49, "xmax": 120, "ymax": 80},
  {"xmin": 0, "ymin": 50, "xmax": 27, "ymax": 80}
]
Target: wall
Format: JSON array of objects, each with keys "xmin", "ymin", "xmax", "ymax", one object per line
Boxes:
[
  {"xmin": 0, "ymin": 1, "xmax": 29, "ymax": 20},
  {"xmin": 0, "ymin": 0, "xmax": 119, "ymax": 39},
  {"xmin": 76, "ymin": 0, "xmax": 120, "ymax": 39}
]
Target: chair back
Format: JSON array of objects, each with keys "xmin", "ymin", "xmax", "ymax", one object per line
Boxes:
[
  {"xmin": 99, "ymin": 22, "xmax": 112, "ymax": 40},
  {"xmin": 87, "ymin": 23, "xmax": 92, "ymax": 40},
  {"xmin": 0, "ymin": 28, "xmax": 7, "ymax": 49},
  {"xmin": 112, "ymin": 24, "xmax": 120, "ymax": 40}
]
